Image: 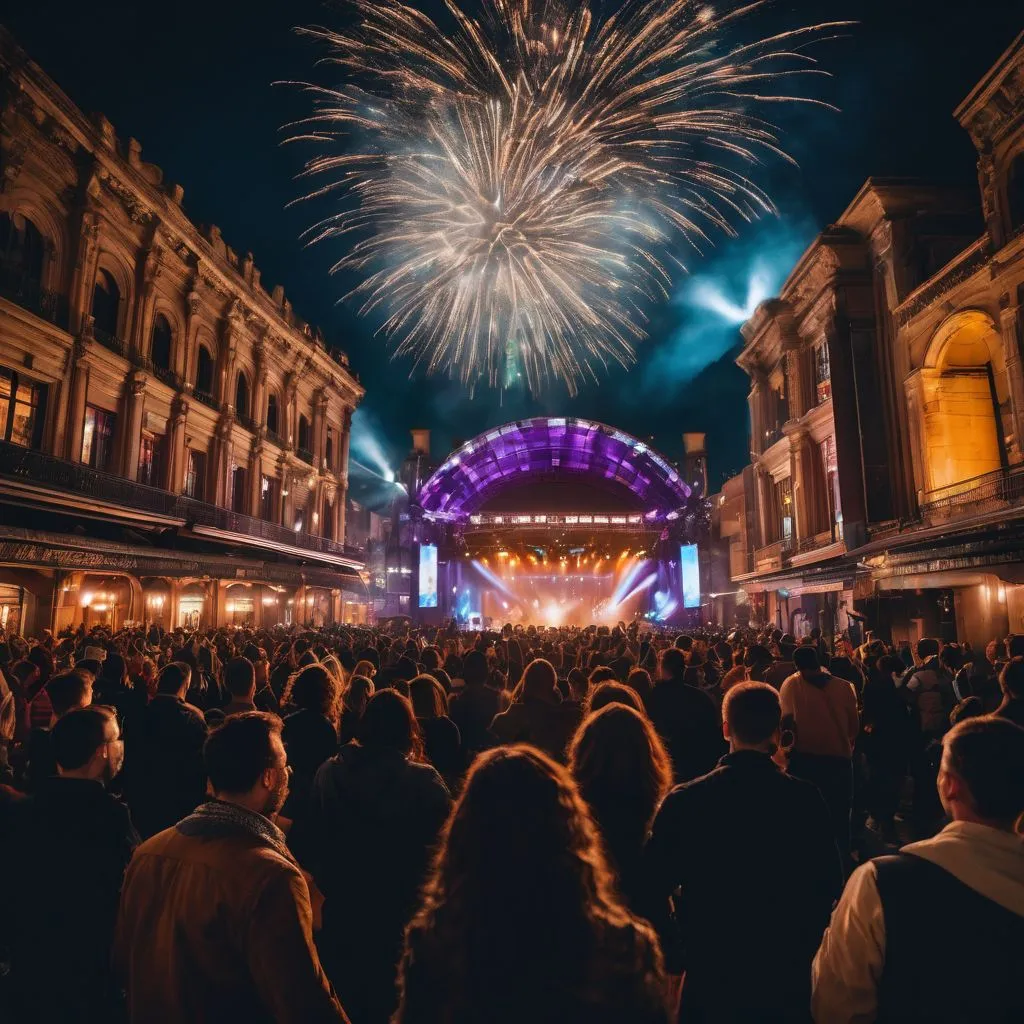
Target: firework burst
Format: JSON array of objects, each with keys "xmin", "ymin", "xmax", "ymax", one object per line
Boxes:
[{"xmin": 289, "ymin": 0, "xmax": 847, "ymax": 394}]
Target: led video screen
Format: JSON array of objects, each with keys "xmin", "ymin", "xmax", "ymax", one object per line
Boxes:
[
  {"xmin": 419, "ymin": 543, "xmax": 438, "ymax": 608},
  {"xmin": 680, "ymin": 543, "xmax": 701, "ymax": 609}
]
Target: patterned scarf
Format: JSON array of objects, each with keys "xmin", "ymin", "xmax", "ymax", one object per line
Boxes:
[{"xmin": 175, "ymin": 798, "xmax": 294, "ymax": 864}]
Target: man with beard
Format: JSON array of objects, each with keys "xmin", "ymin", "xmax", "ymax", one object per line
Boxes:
[
  {"xmin": 1, "ymin": 705, "xmax": 138, "ymax": 1023},
  {"xmin": 114, "ymin": 712, "xmax": 349, "ymax": 1024}
]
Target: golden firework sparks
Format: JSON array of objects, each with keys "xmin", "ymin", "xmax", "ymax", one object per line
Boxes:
[{"xmin": 287, "ymin": 0, "xmax": 848, "ymax": 394}]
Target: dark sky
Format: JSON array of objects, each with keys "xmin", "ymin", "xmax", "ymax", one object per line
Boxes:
[{"xmin": 6, "ymin": 1, "xmax": 1021, "ymax": 497}]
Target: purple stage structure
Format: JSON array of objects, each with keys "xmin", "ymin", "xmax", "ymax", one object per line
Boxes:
[{"xmin": 417, "ymin": 417, "xmax": 693, "ymax": 521}]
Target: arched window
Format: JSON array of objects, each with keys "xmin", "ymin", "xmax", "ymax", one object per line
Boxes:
[
  {"xmin": 92, "ymin": 268, "xmax": 120, "ymax": 338},
  {"xmin": 297, "ymin": 414, "xmax": 311, "ymax": 454},
  {"xmin": 1008, "ymin": 154, "xmax": 1024, "ymax": 236},
  {"xmin": 195, "ymin": 344, "xmax": 214, "ymax": 396},
  {"xmin": 151, "ymin": 314, "xmax": 173, "ymax": 372},
  {"xmin": 235, "ymin": 372, "xmax": 250, "ymax": 419},
  {"xmin": 266, "ymin": 393, "xmax": 280, "ymax": 436},
  {"xmin": 325, "ymin": 426, "xmax": 334, "ymax": 470},
  {"xmin": 0, "ymin": 212, "xmax": 46, "ymax": 286}
]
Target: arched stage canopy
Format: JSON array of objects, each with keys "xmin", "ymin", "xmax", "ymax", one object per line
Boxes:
[{"xmin": 417, "ymin": 418, "xmax": 692, "ymax": 521}]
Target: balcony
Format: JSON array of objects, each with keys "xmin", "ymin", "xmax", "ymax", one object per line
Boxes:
[
  {"xmin": 151, "ymin": 363, "xmax": 181, "ymax": 390},
  {"xmin": 265, "ymin": 427, "xmax": 286, "ymax": 449},
  {"xmin": 236, "ymin": 411, "xmax": 258, "ymax": 434},
  {"xmin": 919, "ymin": 464, "xmax": 1024, "ymax": 524},
  {"xmin": 297, "ymin": 447, "xmax": 314, "ymax": 465},
  {"xmin": 0, "ymin": 440, "xmax": 363, "ymax": 565},
  {"xmin": 92, "ymin": 326, "xmax": 127, "ymax": 358},
  {"xmin": 193, "ymin": 389, "xmax": 220, "ymax": 412},
  {"xmin": 0, "ymin": 267, "xmax": 69, "ymax": 330},
  {"xmin": 753, "ymin": 535, "xmax": 793, "ymax": 571}
]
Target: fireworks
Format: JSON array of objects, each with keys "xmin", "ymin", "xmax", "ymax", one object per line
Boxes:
[{"xmin": 289, "ymin": 0, "xmax": 845, "ymax": 393}]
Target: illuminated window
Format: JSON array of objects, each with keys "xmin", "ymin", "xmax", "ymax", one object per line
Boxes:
[
  {"xmin": 184, "ymin": 448, "xmax": 206, "ymax": 500},
  {"xmin": 260, "ymin": 474, "xmax": 278, "ymax": 522},
  {"xmin": 814, "ymin": 342, "xmax": 832, "ymax": 404},
  {"xmin": 138, "ymin": 433, "xmax": 166, "ymax": 487},
  {"xmin": 0, "ymin": 368, "xmax": 45, "ymax": 448},
  {"xmin": 82, "ymin": 406, "xmax": 115, "ymax": 471}
]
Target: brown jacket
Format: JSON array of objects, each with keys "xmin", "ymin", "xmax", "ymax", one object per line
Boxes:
[{"xmin": 114, "ymin": 816, "xmax": 348, "ymax": 1024}]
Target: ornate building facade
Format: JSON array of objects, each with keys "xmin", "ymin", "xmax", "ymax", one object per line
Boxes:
[
  {"xmin": 0, "ymin": 30, "xmax": 367, "ymax": 636},
  {"xmin": 722, "ymin": 31, "xmax": 1024, "ymax": 649}
]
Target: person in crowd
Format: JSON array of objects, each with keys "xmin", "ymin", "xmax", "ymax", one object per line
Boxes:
[
  {"xmin": 223, "ymin": 655, "xmax": 259, "ymax": 717},
  {"xmin": 303, "ymin": 690, "xmax": 451, "ymax": 1023},
  {"xmin": 339, "ymin": 673, "xmax": 374, "ymax": 745},
  {"xmin": 763, "ymin": 634, "xmax": 798, "ymax": 689},
  {"xmin": 861, "ymin": 654, "xmax": 910, "ymax": 843},
  {"xmin": 243, "ymin": 642, "xmax": 281, "ymax": 714},
  {"xmin": 589, "ymin": 680, "xmax": 646, "ymax": 714},
  {"xmin": 120, "ymin": 660, "xmax": 208, "ymax": 839},
  {"xmin": 490, "ymin": 658, "xmax": 580, "ymax": 760},
  {"xmin": 569, "ymin": 704, "xmax": 672, "ymax": 914},
  {"xmin": 995, "ymin": 655, "xmax": 1024, "ymax": 727},
  {"xmin": 646, "ymin": 682, "xmax": 843, "ymax": 1022},
  {"xmin": 627, "ymin": 667, "xmax": 653, "ymax": 704},
  {"xmin": 19, "ymin": 668, "xmax": 94, "ymax": 789},
  {"xmin": 742, "ymin": 643, "xmax": 774, "ymax": 683},
  {"xmin": 812, "ymin": 717, "xmax": 1024, "ymax": 1023},
  {"xmin": 2, "ymin": 706, "xmax": 138, "ymax": 1023},
  {"xmin": 93, "ymin": 651, "xmax": 144, "ymax": 724},
  {"xmin": 780, "ymin": 645, "xmax": 859, "ymax": 858},
  {"xmin": 280, "ymin": 663, "xmax": 341, "ymax": 829},
  {"xmin": 646, "ymin": 647, "xmax": 724, "ymax": 783},
  {"xmin": 409, "ymin": 673, "xmax": 462, "ymax": 785},
  {"xmin": 448, "ymin": 649, "xmax": 506, "ymax": 755},
  {"xmin": 394, "ymin": 745, "xmax": 670, "ymax": 1024},
  {"xmin": 115, "ymin": 712, "xmax": 348, "ymax": 1023},
  {"xmin": 899, "ymin": 638, "xmax": 956, "ymax": 821}
]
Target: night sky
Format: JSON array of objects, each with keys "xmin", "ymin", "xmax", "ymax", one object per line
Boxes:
[{"xmin": 6, "ymin": 1, "xmax": 1021, "ymax": 501}]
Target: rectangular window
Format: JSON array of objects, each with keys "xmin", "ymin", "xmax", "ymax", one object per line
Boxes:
[
  {"xmin": 185, "ymin": 448, "xmax": 206, "ymax": 500},
  {"xmin": 815, "ymin": 342, "xmax": 832, "ymax": 405},
  {"xmin": 138, "ymin": 433, "xmax": 166, "ymax": 488},
  {"xmin": 82, "ymin": 406, "xmax": 116, "ymax": 472},
  {"xmin": 0, "ymin": 368, "xmax": 46, "ymax": 448},
  {"xmin": 773, "ymin": 476, "xmax": 793, "ymax": 542},
  {"xmin": 260, "ymin": 474, "xmax": 278, "ymax": 522}
]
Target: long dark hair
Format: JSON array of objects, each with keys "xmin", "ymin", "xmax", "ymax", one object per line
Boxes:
[
  {"xmin": 396, "ymin": 746, "xmax": 665, "ymax": 1020},
  {"xmin": 569, "ymin": 705, "xmax": 672, "ymax": 871}
]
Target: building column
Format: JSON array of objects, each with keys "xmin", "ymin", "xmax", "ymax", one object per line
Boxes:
[
  {"xmin": 167, "ymin": 397, "xmax": 189, "ymax": 493},
  {"xmin": 312, "ymin": 391, "xmax": 327, "ymax": 470},
  {"xmin": 999, "ymin": 298, "xmax": 1024, "ymax": 464},
  {"xmin": 211, "ymin": 421, "xmax": 233, "ymax": 508},
  {"xmin": 178, "ymin": 289, "xmax": 200, "ymax": 386},
  {"xmin": 331, "ymin": 489, "xmax": 344, "ymax": 545},
  {"xmin": 904, "ymin": 369, "xmax": 931, "ymax": 503},
  {"xmin": 284, "ymin": 375, "xmax": 298, "ymax": 449},
  {"xmin": 789, "ymin": 432, "xmax": 813, "ymax": 543},
  {"xmin": 68, "ymin": 206, "xmax": 100, "ymax": 334},
  {"xmin": 119, "ymin": 373, "xmax": 147, "ymax": 480},
  {"xmin": 248, "ymin": 443, "xmax": 263, "ymax": 518},
  {"xmin": 748, "ymin": 382, "xmax": 763, "ymax": 456},
  {"xmin": 66, "ymin": 339, "xmax": 90, "ymax": 462},
  {"xmin": 253, "ymin": 339, "xmax": 268, "ymax": 431},
  {"xmin": 131, "ymin": 246, "xmax": 161, "ymax": 360},
  {"xmin": 755, "ymin": 465, "xmax": 772, "ymax": 548},
  {"xmin": 218, "ymin": 302, "xmax": 243, "ymax": 409},
  {"xmin": 280, "ymin": 459, "xmax": 295, "ymax": 528}
]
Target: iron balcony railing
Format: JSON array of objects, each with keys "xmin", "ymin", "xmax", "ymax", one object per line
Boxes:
[
  {"xmin": 753, "ymin": 535, "xmax": 794, "ymax": 566},
  {"xmin": 92, "ymin": 325, "xmax": 127, "ymax": 358},
  {"xmin": 919, "ymin": 464, "xmax": 1024, "ymax": 521},
  {"xmin": 236, "ymin": 411, "xmax": 258, "ymax": 434},
  {"xmin": 192, "ymin": 389, "xmax": 220, "ymax": 412},
  {"xmin": 0, "ymin": 440, "xmax": 363, "ymax": 562},
  {"xmin": 297, "ymin": 447, "xmax": 314, "ymax": 465},
  {"xmin": 0, "ymin": 267, "xmax": 70, "ymax": 330},
  {"xmin": 265, "ymin": 427, "xmax": 286, "ymax": 449}
]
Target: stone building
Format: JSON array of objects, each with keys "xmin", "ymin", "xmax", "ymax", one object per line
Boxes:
[
  {"xmin": 0, "ymin": 29, "xmax": 367, "ymax": 636},
  {"xmin": 726, "ymin": 31, "xmax": 1024, "ymax": 649}
]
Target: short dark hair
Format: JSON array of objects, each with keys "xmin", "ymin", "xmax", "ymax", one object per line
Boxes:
[
  {"xmin": 157, "ymin": 661, "xmax": 192, "ymax": 696},
  {"xmin": 793, "ymin": 646, "xmax": 820, "ymax": 673},
  {"xmin": 45, "ymin": 670, "xmax": 91, "ymax": 717},
  {"xmin": 51, "ymin": 706, "xmax": 116, "ymax": 770},
  {"xmin": 588, "ymin": 665, "xmax": 617, "ymax": 687},
  {"xmin": 660, "ymin": 647, "xmax": 686, "ymax": 678},
  {"xmin": 723, "ymin": 682, "xmax": 781, "ymax": 746},
  {"xmin": 944, "ymin": 717, "xmax": 1024, "ymax": 825},
  {"xmin": 674, "ymin": 634, "xmax": 694, "ymax": 652},
  {"xmin": 204, "ymin": 712, "xmax": 282, "ymax": 795},
  {"xmin": 225, "ymin": 656, "xmax": 256, "ymax": 697},
  {"xmin": 917, "ymin": 637, "xmax": 940, "ymax": 660},
  {"xmin": 1000, "ymin": 657, "xmax": 1024, "ymax": 700}
]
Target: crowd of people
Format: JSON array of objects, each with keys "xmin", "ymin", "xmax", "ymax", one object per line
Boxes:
[{"xmin": 0, "ymin": 617, "xmax": 1022, "ymax": 1023}]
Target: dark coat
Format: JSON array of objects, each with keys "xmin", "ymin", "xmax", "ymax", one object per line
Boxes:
[
  {"xmin": 645, "ymin": 679, "xmax": 725, "ymax": 783},
  {"xmin": 1, "ymin": 777, "xmax": 139, "ymax": 1023},
  {"xmin": 417, "ymin": 714, "xmax": 462, "ymax": 785},
  {"xmin": 449, "ymin": 683, "xmax": 506, "ymax": 753},
  {"xmin": 282, "ymin": 709, "xmax": 339, "ymax": 823},
  {"xmin": 121, "ymin": 694, "xmax": 208, "ymax": 838},
  {"xmin": 303, "ymin": 742, "xmax": 451, "ymax": 1024},
  {"xmin": 489, "ymin": 696, "xmax": 579, "ymax": 761},
  {"xmin": 645, "ymin": 750, "xmax": 843, "ymax": 1023}
]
